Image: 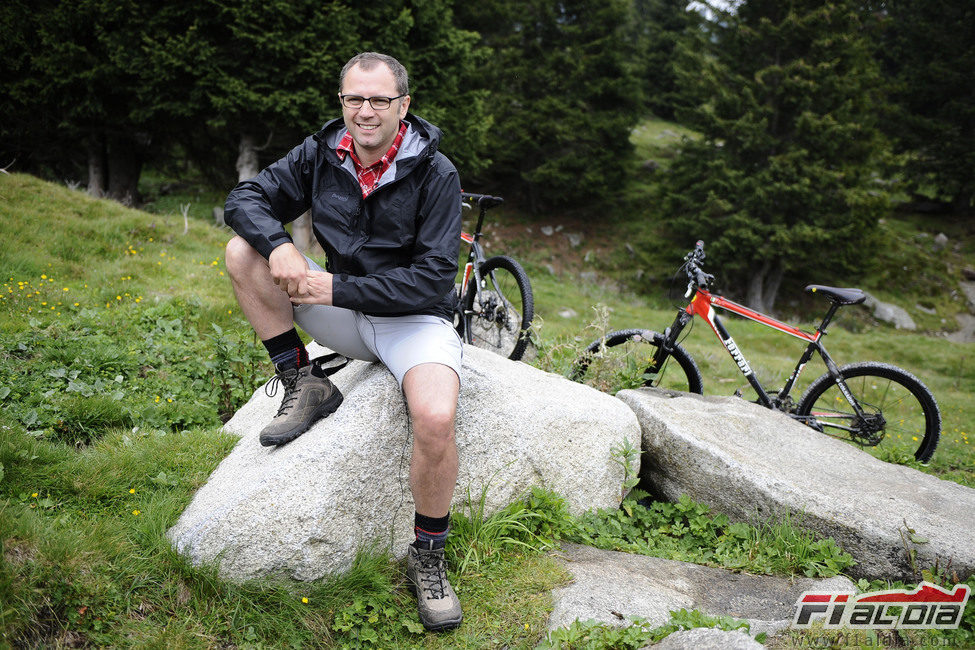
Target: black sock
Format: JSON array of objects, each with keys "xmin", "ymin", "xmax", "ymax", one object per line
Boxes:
[
  {"xmin": 414, "ymin": 512, "xmax": 450, "ymax": 550},
  {"xmin": 262, "ymin": 329, "xmax": 308, "ymax": 370}
]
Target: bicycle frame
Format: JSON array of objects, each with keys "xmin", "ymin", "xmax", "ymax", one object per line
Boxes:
[
  {"xmin": 661, "ymin": 287, "xmax": 860, "ymax": 416},
  {"xmin": 458, "ymin": 194, "xmax": 495, "ymax": 311},
  {"xmin": 459, "ymin": 231, "xmax": 484, "ymax": 301}
]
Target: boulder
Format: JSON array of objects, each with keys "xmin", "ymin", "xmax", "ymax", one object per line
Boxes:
[
  {"xmin": 167, "ymin": 344, "xmax": 640, "ymax": 582},
  {"xmin": 651, "ymin": 627, "xmax": 764, "ymax": 649},
  {"xmin": 863, "ymin": 293, "xmax": 916, "ymax": 330},
  {"xmin": 548, "ymin": 543, "xmax": 854, "ymax": 639},
  {"xmin": 616, "ymin": 389, "xmax": 975, "ymax": 580},
  {"xmin": 960, "ymin": 280, "xmax": 975, "ymax": 311}
]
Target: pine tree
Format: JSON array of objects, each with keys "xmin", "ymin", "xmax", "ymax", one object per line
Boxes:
[
  {"xmin": 880, "ymin": 0, "xmax": 975, "ymax": 213},
  {"xmin": 656, "ymin": 0, "xmax": 889, "ymax": 311},
  {"xmin": 456, "ymin": 0, "xmax": 644, "ymax": 212},
  {"xmin": 0, "ymin": 0, "xmax": 489, "ymax": 202},
  {"xmin": 626, "ymin": 0, "xmax": 701, "ymax": 120}
]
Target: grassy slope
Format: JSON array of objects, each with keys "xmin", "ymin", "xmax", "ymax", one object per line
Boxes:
[
  {"xmin": 0, "ymin": 173, "xmax": 566, "ymax": 648},
  {"xmin": 1, "ymin": 166, "xmax": 972, "ymax": 647}
]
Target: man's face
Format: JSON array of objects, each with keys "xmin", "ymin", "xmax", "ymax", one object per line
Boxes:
[{"xmin": 341, "ymin": 63, "xmax": 410, "ymax": 163}]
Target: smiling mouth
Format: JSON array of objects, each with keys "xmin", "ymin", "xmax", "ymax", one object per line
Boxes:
[{"xmin": 357, "ymin": 123, "xmax": 379, "ymax": 132}]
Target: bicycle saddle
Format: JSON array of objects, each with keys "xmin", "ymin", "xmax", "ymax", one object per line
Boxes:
[{"xmin": 804, "ymin": 284, "xmax": 867, "ymax": 305}]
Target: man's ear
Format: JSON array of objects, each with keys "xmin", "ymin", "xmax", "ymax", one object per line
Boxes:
[{"xmin": 399, "ymin": 95, "xmax": 411, "ymax": 118}]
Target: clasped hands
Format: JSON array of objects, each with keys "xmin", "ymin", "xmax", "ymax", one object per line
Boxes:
[{"xmin": 269, "ymin": 243, "xmax": 333, "ymax": 305}]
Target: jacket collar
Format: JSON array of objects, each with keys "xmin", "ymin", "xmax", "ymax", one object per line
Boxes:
[{"xmin": 316, "ymin": 112, "xmax": 441, "ymax": 162}]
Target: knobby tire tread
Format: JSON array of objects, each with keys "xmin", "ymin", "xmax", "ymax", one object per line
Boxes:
[
  {"xmin": 463, "ymin": 255, "xmax": 534, "ymax": 361},
  {"xmin": 572, "ymin": 328, "xmax": 704, "ymax": 394},
  {"xmin": 796, "ymin": 362, "xmax": 941, "ymax": 463}
]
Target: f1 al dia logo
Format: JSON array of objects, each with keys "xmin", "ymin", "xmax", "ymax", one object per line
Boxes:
[{"xmin": 793, "ymin": 582, "xmax": 970, "ymax": 630}]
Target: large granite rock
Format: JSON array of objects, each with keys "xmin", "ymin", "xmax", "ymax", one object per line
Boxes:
[
  {"xmin": 167, "ymin": 344, "xmax": 640, "ymax": 582},
  {"xmin": 616, "ymin": 388, "xmax": 975, "ymax": 580},
  {"xmin": 548, "ymin": 543, "xmax": 855, "ymax": 639},
  {"xmin": 863, "ymin": 292, "xmax": 916, "ymax": 330}
]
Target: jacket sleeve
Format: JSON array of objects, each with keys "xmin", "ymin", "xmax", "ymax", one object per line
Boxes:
[
  {"xmin": 223, "ymin": 136, "xmax": 316, "ymax": 259},
  {"xmin": 331, "ymin": 156, "xmax": 462, "ymax": 314}
]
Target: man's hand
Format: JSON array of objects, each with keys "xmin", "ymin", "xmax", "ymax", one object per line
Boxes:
[
  {"xmin": 289, "ymin": 270, "xmax": 333, "ymax": 305},
  {"xmin": 268, "ymin": 243, "xmax": 310, "ymax": 297}
]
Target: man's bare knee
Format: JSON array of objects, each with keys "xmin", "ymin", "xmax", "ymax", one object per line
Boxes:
[
  {"xmin": 225, "ymin": 235, "xmax": 264, "ymax": 278},
  {"xmin": 412, "ymin": 405, "xmax": 455, "ymax": 439}
]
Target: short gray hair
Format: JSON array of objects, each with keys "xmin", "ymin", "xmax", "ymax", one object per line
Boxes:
[{"xmin": 339, "ymin": 52, "xmax": 409, "ymax": 96}]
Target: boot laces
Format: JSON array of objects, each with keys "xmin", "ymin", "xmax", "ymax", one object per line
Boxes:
[
  {"xmin": 417, "ymin": 550, "xmax": 448, "ymax": 599},
  {"xmin": 265, "ymin": 368, "xmax": 301, "ymax": 417}
]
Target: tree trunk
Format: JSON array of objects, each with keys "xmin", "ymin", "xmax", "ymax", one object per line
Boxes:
[
  {"xmin": 87, "ymin": 133, "xmax": 107, "ymax": 198},
  {"xmin": 952, "ymin": 185, "xmax": 974, "ymax": 216},
  {"xmin": 291, "ymin": 211, "xmax": 323, "ymax": 255},
  {"xmin": 745, "ymin": 260, "xmax": 784, "ymax": 314},
  {"xmin": 106, "ymin": 133, "xmax": 143, "ymax": 206},
  {"xmin": 762, "ymin": 262, "xmax": 784, "ymax": 314},
  {"xmin": 236, "ymin": 133, "xmax": 260, "ymax": 182},
  {"xmin": 745, "ymin": 260, "xmax": 771, "ymax": 312}
]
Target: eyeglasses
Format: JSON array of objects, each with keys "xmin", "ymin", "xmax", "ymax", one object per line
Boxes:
[{"xmin": 338, "ymin": 93, "xmax": 407, "ymax": 110}]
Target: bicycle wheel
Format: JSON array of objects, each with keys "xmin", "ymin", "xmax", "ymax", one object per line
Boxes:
[
  {"xmin": 795, "ymin": 362, "xmax": 941, "ymax": 463},
  {"xmin": 571, "ymin": 328, "xmax": 704, "ymax": 394},
  {"xmin": 462, "ymin": 255, "xmax": 534, "ymax": 360}
]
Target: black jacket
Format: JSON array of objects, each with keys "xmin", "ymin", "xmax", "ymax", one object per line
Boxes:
[{"xmin": 224, "ymin": 113, "xmax": 462, "ymax": 320}]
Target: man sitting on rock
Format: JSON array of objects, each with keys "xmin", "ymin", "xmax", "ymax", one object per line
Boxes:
[{"xmin": 223, "ymin": 51, "xmax": 464, "ymax": 632}]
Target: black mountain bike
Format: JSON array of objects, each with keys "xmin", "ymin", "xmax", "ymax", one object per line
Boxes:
[
  {"xmin": 572, "ymin": 241, "xmax": 941, "ymax": 463},
  {"xmin": 455, "ymin": 192, "xmax": 534, "ymax": 360}
]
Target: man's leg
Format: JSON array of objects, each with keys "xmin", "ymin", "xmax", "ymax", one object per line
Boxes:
[
  {"xmin": 403, "ymin": 363, "xmax": 460, "ymax": 520},
  {"xmin": 402, "ymin": 362, "xmax": 463, "ymax": 631},
  {"xmin": 225, "ymin": 235, "xmax": 296, "ymax": 340},
  {"xmin": 225, "ymin": 236, "xmax": 342, "ymax": 446}
]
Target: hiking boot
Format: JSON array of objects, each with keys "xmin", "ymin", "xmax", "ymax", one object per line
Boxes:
[
  {"xmin": 406, "ymin": 542, "xmax": 463, "ymax": 631},
  {"xmin": 258, "ymin": 363, "xmax": 343, "ymax": 447}
]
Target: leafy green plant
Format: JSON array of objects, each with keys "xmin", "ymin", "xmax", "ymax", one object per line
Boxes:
[
  {"xmin": 204, "ymin": 322, "xmax": 265, "ymax": 422},
  {"xmin": 610, "ymin": 438, "xmax": 641, "ymax": 502},
  {"xmin": 571, "ymin": 495, "xmax": 855, "ymax": 578},
  {"xmin": 330, "ymin": 592, "xmax": 425, "ymax": 648},
  {"xmin": 539, "ymin": 608, "xmax": 753, "ymax": 650}
]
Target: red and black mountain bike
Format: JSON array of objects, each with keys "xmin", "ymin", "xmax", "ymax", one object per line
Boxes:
[
  {"xmin": 455, "ymin": 193, "xmax": 534, "ymax": 360},
  {"xmin": 572, "ymin": 241, "xmax": 941, "ymax": 463}
]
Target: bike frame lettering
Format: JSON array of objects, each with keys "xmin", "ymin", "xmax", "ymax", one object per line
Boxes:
[
  {"xmin": 679, "ymin": 288, "xmax": 829, "ymax": 410},
  {"xmin": 686, "ymin": 290, "xmax": 821, "ymax": 344}
]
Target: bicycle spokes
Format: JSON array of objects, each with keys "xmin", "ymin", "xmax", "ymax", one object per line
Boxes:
[
  {"xmin": 469, "ymin": 272, "xmax": 526, "ymax": 353},
  {"xmin": 804, "ymin": 378, "xmax": 923, "ymax": 448}
]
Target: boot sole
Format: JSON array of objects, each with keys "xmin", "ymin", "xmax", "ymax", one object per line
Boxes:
[{"xmin": 259, "ymin": 391, "xmax": 344, "ymax": 447}]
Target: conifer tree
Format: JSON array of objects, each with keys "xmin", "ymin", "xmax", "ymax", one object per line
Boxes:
[
  {"xmin": 880, "ymin": 0, "xmax": 975, "ymax": 213},
  {"xmin": 657, "ymin": 0, "xmax": 888, "ymax": 311},
  {"xmin": 0, "ymin": 0, "xmax": 488, "ymax": 201},
  {"xmin": 456, "ymin": 0, "xmax": 644, "ymax": 212}
]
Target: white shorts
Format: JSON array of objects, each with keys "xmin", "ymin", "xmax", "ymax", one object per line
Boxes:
[{"xmin": 292, "ymin": 257, "xmax": 463, "ymax": 386}]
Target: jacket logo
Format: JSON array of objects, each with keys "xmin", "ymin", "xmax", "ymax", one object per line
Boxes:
[{"xmin": 329, "ymin": 192, "xmax": 349, "ymax": 202}]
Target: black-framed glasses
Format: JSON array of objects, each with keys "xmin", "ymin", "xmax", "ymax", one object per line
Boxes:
[{"xmin": 338, "ymin": 93, "xmax": 407, "ymax": 110}]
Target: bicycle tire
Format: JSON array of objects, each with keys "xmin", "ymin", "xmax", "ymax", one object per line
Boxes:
[
  {"xmin": 462, "ymin": 255, "xmax": 534, "ymax": 360},
  {"xmin": 571, "ymin": 328, "xmax": 704, "ymax": 394},
  {"xmin": 795, "ymin": 362, "xmax": 941, "ymax": 463}
]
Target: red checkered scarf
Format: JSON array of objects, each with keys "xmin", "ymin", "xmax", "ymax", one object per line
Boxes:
[{"xmin": 336, "ymin": 121, "xmax": 408, "ymax": 198}]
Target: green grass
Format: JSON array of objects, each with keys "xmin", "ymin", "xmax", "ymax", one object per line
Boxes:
[
  {"xmin": 1, "ymin": 165, "xmax": 973, "ymax": 649},
  {"xmin": 629, "ymin": 118, "xmax": 700, "ymax": 165},
  {"xmin": 528, "ymin": 286, "xmax": 973, "ymax": 486}
]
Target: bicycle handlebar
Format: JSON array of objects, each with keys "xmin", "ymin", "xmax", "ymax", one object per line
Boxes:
[
  {"xmin": 683, "ymin": 240, "xmax": 714, "ymax": 297},
  {"xmin": 461, "ymin": 192, "xmax": 504, "ymax": 210}
]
